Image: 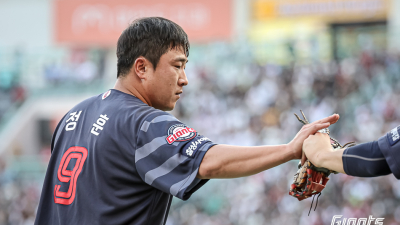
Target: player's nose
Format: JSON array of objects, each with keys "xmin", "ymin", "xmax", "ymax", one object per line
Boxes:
[{"xmin": 178, "ymin": 71, "xmax": 188, "ymax": 86}]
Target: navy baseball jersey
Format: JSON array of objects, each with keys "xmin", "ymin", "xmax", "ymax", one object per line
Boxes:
[
  {"xmin": 343, "ymin": 126, "xmax": 400, "ymax": 178},
  {"xmin": 35, "ymin": 89, "xmax": 216, "ymax": 225},
  {"xmin": 378, "ymin": 125, "xmax": 400, "ymax": 179}
]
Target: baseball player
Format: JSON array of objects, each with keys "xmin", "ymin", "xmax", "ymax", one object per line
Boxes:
[
  {"xmin": 34, "ymin": 17, "xmax": 339, "ymax": 225},
  {"xmin": 303, "ymin": 124, "xmax": 400, "ymax": 179}
]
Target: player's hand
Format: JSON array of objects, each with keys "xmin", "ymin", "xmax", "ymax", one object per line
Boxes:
[
  {"xmin": 303, "ymin": 133, "xmax": 333, "ymax": 168},
  {"xmin": 287, "ymin": 114, "xmax": 339, "ymax": 163}
]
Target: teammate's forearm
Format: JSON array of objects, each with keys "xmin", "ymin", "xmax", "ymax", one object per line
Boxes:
[
  {"xmin": 317, "ymin": 149, "xmax": 345, "ymax": 174},
  {"xmin": 316, "ymin": 141, "xmax": 392, "ymax": 177},
  {"xmin": 197, "ymin": 144, "xmax": 294, "ymax": 179},
  {"xmin": 302, "ymin": 133, "xmax": 346, "ymax": 173},
  {"xmin": 342, "ymin": 141, "xmax": 391, "ymax": 177}
]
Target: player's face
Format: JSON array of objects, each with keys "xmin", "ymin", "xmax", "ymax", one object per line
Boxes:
[{"xmin": 145, "ymin": 47, "xmax": 188, "ymax": 111}]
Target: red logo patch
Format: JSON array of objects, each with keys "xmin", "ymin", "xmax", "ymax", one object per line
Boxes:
[
  {"xmin": 166, "ymin": 124, "xmax": 197, "ymax": 144},
  {"xmin": 102, "ymin": 90, "xmax": 111, "ymax": 100}
]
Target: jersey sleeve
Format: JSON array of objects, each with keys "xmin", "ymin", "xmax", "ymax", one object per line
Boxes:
[
  {"xmin": 342, "ymin": 141, "xmax": 391, "ymax": 177},
  {"xmin": 377, "ymin": 125, "xmax": 400, "ymax": 179},
  {"xmin": 135, "ymin": 111, "xmax": 217, "ymax": 200}
]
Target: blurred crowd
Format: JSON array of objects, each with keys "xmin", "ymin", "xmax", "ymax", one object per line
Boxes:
[
  {"xmin": 1, "ymin": 42, "xmax": 400, "ymax": 224},
  {"xmin": 167, "ymin": 43, "xmax": 400, "ymax": 225},
  {"xmin": 0, "ymin": 49, "xmax": 26, "ymax": 125},
  {"xmin": 0, "ymin": 48, "xmax": 106, "ymax": 127},
  {"xmin": 43, "ymin": 49, "xmax": 106, "ymax": 85}
]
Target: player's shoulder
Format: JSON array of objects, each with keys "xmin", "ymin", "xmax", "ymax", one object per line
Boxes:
[
  {"xmin": 135, "ymin": 105, "xmax": 178, "ymax": 131},
  {"xmin": 73, "ymin": 94, "xmax": 99, "ymax": 108},
  {"xmin": 141, "ymin": 107, "xmax": 175, "ymax": 122},
  {"xmin": 64, "ymin": 89, "xmax": 178, "ymax": 125},
  {"xmin": 99, "ymin": 89, "xmax": 178, "ymax": 124},
  {"xmin": 67, "ymin": 89, "xmax": 143, "ymax": 112}
]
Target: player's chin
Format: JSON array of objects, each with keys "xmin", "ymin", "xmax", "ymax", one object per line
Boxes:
[{"xmin": 161, "ymin": 102, "xmax": 176, "ymax": 111}]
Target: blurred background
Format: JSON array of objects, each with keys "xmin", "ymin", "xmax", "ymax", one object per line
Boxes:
[{"xmin": 0, "ymin": 0, "xmax": 400, "ymax": 224}]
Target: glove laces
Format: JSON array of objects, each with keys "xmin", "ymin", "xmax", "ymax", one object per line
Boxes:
[{"xmin": 308, "ymin": 192, "xmax": 322, "ymax": 216}]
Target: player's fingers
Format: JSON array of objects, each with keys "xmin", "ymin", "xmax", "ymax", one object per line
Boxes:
[
  {"xmin": 330, "ymin": 114, "xmax": 340, "ymax": 125},
  {"xmin": 315, "ymin": 132, "xmax": 332, "ymax": 141},
  {"xmin": 302, "ymin": 115, "xmax": 336, "ymax": 131},
  {"xmin": 309, "ymin": 122, "xmax": 330, "ymax": 134},
  {"xmin": 301, "ymin": 151, "xmax": 307, "ymax": 165},
  {"xmin": 313, "ymin": 114, "xmax": 338, "ymax": 124},
  {"xmin": 313, "ymin": 114, "xmax": 340, "ymax": 125}
]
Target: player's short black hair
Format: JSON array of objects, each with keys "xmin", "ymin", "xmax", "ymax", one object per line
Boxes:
[{"xmin": 116, "ymin": 17, "xmax": 190, "ymax": 78}]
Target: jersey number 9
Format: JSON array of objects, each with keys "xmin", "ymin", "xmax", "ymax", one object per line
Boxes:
[{"xmin": 54, "ymin": 146, "xmax": 88, "ymax": 205}]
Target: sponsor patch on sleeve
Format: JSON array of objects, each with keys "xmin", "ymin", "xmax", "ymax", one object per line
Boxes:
[
  {"xmin": 183, "ymin": 137, "xmax": 210, "ymax": 158},
  {"xmin": 388, "ymin": 126, "xmax": 400, "ymax": 146},
  {"xmin": 166, "ymin": 124, "xmax": 197, "ymax": 144}
]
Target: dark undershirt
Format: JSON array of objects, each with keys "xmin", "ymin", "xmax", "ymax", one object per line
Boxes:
[{"xmin": 342, "ymin": 141, "xmax": 391, "ymax": 177}]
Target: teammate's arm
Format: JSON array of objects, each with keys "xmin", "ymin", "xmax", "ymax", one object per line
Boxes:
[
  {"xmin": 303, "ymin": 133, "xmax": 393, "ymax": 177},
  {"xmin": 197, "ymin": 114, "xmax": 339, "ymax": 179},
  {"xmin": 302, "ymin": 133, "xmax": 346, "ymax": 173}
]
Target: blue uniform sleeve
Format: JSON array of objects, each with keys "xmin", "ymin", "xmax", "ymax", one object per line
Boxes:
[
  {"xmin": 135, "ymin": 111, "xmax": 216, "ymax": 200},
  {"xmin": 377, "ymin": 125, "xmax": 400, "ymax": 179},
  {"xmin": 342, "ymin": 141, "xmax": 391, "ymax": 177}
]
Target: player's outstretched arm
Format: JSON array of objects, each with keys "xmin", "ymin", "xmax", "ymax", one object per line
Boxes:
[{"xmin": 197, "ymin": 114, "xmax": 339, "ymax": 179}]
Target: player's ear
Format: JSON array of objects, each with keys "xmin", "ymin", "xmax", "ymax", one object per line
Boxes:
[{"xmin": 133, "ymin": 57, "xmax": 147, "ymax": 80}]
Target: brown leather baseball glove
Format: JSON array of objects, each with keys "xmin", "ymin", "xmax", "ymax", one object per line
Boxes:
[{"xmin": 288, "ymin": 110, "xmax": 355, "ymax": 213}]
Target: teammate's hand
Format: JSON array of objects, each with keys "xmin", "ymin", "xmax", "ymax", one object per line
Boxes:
[
  {"xmin": 303, "ymin": 133, "xmax": 333, "ymax": 168},
  {"xmin": 287, "ymin": 114, "xmax": 339, "ymax": 163}
]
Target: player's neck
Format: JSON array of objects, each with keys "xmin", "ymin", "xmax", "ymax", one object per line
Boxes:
[{"xmin": 113, "ymin": 78, "xmax": 151, "ymax": 106}]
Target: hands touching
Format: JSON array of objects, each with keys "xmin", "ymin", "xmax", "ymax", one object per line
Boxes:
[
  {"xmin": 287, "ymin": 114, "xmax": 340, "ymax": 164},
  {"xmin": 302, "ymin": 132, "xmax": 346, "ymax": 173},
  {"xmin": 300, "ymin": 114, "xmax": 346, "ymax": 173},
  {"xmin": 302, "ymin": 133, "xmax": 333, "ymax": 168}
]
